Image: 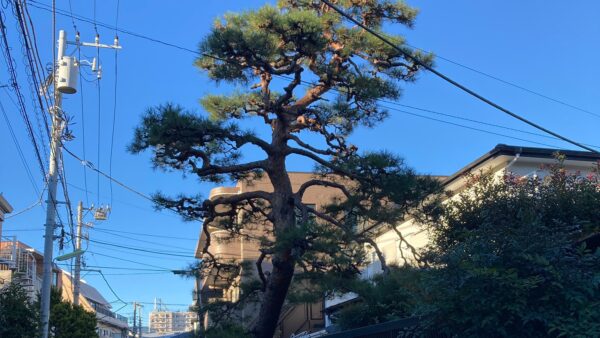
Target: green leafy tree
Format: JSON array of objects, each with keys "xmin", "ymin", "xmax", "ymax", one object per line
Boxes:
[
  {"xmin": 44, "ymin": 287, "xmax": 98, "ymax": 338},
  {"xmin": 0, "ymin": 282, "xmax": 38, "ymax": 338},
  {"xmin": 331, "ymin": 266, "xmax": 425, "ymax": 330},
  {"xmin": 420, "ymin": 161, "xmax": 600, "ymax": 337},
  {"xmin": 130, "ymin": 1, "xmax": 437, "ymax": 337}
]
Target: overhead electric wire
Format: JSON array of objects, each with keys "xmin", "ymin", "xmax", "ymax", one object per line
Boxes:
[
  {"xmin": 73, "ymin": 265, "xmax": 172, "ymax": 272},
  {"xmin": 0, "ymin": 96, "xmax": 40, "ymax": 195},
  {"xmin": 87, "ymin": 238, "xmax": 196, "ymax": 258},
  {"xmin": 95, "ymin": 269, "xmax": 127, "ymax": 305},
  {"xmin": 0, "ymin": 8, "xmax": 47, "ymax": 179},
  {"xmin": 91, "ymin": 227, "xmax": 197, "ymax": 251},
  {"xmin": 380, "ymin": 104, "xmax": 558, "ymax": 148},
  {"xmin": 64, "ymin": 146, "xmax": 154, "ymax": 202},
  {"xmin": 91, "ymin": 226, "xmax": 197, "ymax": 241},
  {"xmin": 108, "ymin": 0, "xmax": 121, "ymax": 205},
  {"xmin": 26, "ymin": 0, "xmax": 600, "ymax": 125},
  {"xmin": 27, "ymin": 0, "xmax": 597, "ymax": 154},
  {"xmin": 96, "ymin": 74, "xmax": 101, "ymax": 205},
  {"xmin": 88, "ymin": 237, "xmax": 195, "ymax": 256},
  {"xmin": 85, "ymin": 271, "xmax": 171, "ymax": 276},
  {"xmin": 78, "ymin": 45, "xmax": 90, "ymax": 205},
  {"xmin": 12, "ymin": 0, "xmax": 51, "ymax": 158},
  {"xmin": 320, "ymin": 0, "xmax": 597, "ymax": 154},
  {"xmin": 87, "ymin": 251, "xmax": 173, "ymax": 271},
  {"xmin": 90, "ymin": 244, "xmax": 192, "ymax": 262},
  {"xmin": 402, "ymin": 43, "xmax": 600, "ymax": 120},
  {"xmin": 5, "ymin": 190, "xmax": 45, "ymax": 219}
]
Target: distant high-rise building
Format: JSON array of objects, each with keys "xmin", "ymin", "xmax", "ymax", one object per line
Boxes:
[{"xmin": 148, "ymin": 299, "xmax": 197, "ymax": 334}]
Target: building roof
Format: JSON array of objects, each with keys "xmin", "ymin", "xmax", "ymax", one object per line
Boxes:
[
  {"xmin": 0, "ymin": 194, "xmax": 13, "ymax": 214},
  {"xmin": 443, "ymin": 144, "xmax": 600, "ymax": 187},
  {"xmin": 60, "ymin": 270, "xmax": 111, "ymax": 307}
]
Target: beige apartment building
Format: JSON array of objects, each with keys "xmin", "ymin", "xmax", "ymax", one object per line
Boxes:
[
  {"xmin": 195, "ymin": 173, "xmax": 345, "ymax": 337},
  {"xmin": 148, "ymin": 309, "xmax": 197, "ymax": 334}
]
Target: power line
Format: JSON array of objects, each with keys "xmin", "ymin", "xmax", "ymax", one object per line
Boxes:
[
  {"xmin": 108, "ymin": 0, "xmax": 121, "ymax": 206},
  {"xmin": 0, "ymin": 95, "xmax": 40, "ymax": 195},
  {"xmin": 64, "ymin": 146, "xmax": 154, "ymax": 202},
  {"xmin": 75, "ymin": 265, "xmax": 171, "ymax": 272},
  {"xmin": 381, "ymin": 104, "xmax": 558, "ymax": 148},
  {"xmin": 92, "ymin": 226, "xmax": 197, "ymax": 241},
  {"xmin": 320, "ymin": 0, "xmax": 597, "ymax": 154},
  {"xmin": 403, "ymin": 43, "xmax": 600, "ymax": 120},
  {"xmin": 91, "ymin": 227, "xmax": 197, "ymax": 250},
  {"xmin": 88, "ymin": 238, "xmax": 196, "ymax": 258},
  {"xmin": 96, "ymin": 77, "xmax": 101, "ymax": 205},
  {"xmin": 385, "ymin": 102, "xmax": 555, "ymax": 141},
  {"xmin": 87, "ymin": 251, "xmax": 173, "ymax": 271},
  {"xmin": 63, "ymin": 147, "xmax": 207, "ymax": 225},
  {"xmin": 89, "ymin": 244, "xmax": 192, "ymax": 262},
  {"xmin": 5, "ymin": 190, "xmax": 45, "ymax": 219},
  {"xmin": 79, "ymin": 62, "xmax": 91, "ymax": 205},
  {"xmin": 26, "ymin": 0, "xmax": 600, "ymax": 124},
  {"xmin": 28, "ymin": 0, "xmax": 598, "ymax": 154},
  {"xmin": 12, "ymin": 0, "xmax": 51, "ymax": 161},
  {"xmin": 0, "ymin": 8, "xmax": 47, "ymax": 179}
]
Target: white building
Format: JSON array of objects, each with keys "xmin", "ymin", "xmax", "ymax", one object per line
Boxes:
[
  {"xmin": 323, "ymin": 144, "xmax": 600, "ymax": 325},
  {"xmin": 148, "ymin": 300, "xmax": 197, "ymax": 334}
]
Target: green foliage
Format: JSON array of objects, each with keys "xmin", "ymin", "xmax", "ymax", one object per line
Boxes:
[
  {"xmin": 204, "ymin": 322, "xmax": 252, "ymax": 338},
  {"xmin": 419, "ymin": 164, "xmax": 600, "ymax": 337},
  {"xmin": 44, "ymin": 287, "xmax": 99, "ymax": 338},
  {"xmin": 131, "ymin": 1, "xmax": 438, "ymax": 336},
  {"xmin": 0, "ymin": 282, "xmax": 38, "ymax": 338},
  {"xmin": 333, "ymin": 266, "xmax": 425, "ymax": 330}
]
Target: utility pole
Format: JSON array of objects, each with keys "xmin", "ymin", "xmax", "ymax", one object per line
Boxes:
[
  {"xmin": 133, "ymin": 302, "xmax": 137, "ymax": 337},
  {"xmin": 139, "ymin": 303, "xmax": 143, "ymax": 338},
  {"xmin": 73, "ymin": 201, "xmax": 83, "ymax": 306},
  {"xmin": 39, "ymin": 29, "xmax": 66, "ymax": 338},
  {"xmin": 39, "ymin": 30, "xmax": 121, "ymax": 338}
]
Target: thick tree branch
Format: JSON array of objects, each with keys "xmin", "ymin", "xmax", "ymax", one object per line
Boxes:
[
  {"xmin": 191, "ymin": 159, "xmax": 268, "ymax": 177},
  {"xmin": 287, "ymin": 134, "xmax": 335, "ymax": 156},
  {"xmin": 295, "ymin": 179, "xmax": 350, "ymax": 200},
  {"xmin": 256, "ymin": 251, "xmax": 268, "ymax": 292}
]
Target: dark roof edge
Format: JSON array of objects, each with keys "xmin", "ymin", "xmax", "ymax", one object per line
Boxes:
[{"xmin": 443, "ymin": 144, "xmax": 600, "ymax": 187}]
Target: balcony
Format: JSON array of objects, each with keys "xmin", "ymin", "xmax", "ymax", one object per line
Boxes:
[{"xmin": 211, "ymin": 230, "xmax": 241, "ymax": 260}]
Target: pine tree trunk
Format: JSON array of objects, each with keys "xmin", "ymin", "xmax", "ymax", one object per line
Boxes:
[
  {"xmin": 250, "ymin": 116, "xmax": 299, "ymax": 338},
  {"xmin": 253, "ymin": 251, "xmax": 295, "ymax": 338}
]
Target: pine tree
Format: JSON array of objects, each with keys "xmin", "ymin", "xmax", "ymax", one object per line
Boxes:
[
  {"xmin": 46, "ymin": 287, "xmax": 99, "ymax": 338},
  {"xmin": 130, "ymin": 1, "xmax": 437, "ymax": 337}
]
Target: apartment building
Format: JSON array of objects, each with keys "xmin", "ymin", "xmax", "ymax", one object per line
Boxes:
[
  {"xmin": 0, "ymin": 199, "xmax": 128, "ymax": 338},
  {"xmin": 149, "ymin": 310, "xmax": 197, "ymax": 334},
  {"xmin": 195, "ymin": 173, "xmax": 346, "ymax": 337}
]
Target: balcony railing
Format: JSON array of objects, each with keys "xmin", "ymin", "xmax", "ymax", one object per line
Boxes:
[{"xmin": 91, "ymin": 302, "xmax": 128, "ymax": 323}]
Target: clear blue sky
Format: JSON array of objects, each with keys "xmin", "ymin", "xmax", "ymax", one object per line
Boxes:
[{"xmin": 2, "ymin": 0, "xmax": 599, "ymax": 326}]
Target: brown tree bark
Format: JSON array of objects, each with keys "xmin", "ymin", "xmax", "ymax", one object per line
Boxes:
[{"xmin": 253, "ymin": 117, "xmax": 298, "ymax": 338}]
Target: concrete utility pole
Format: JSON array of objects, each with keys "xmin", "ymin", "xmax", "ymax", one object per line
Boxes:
[
  {"xmin": 39, "ymin": 30, "xmax": 121, "ymax": 338},
  {"xmin": 39, "ymin": 29, "xmax": 66, "ymax": 338},
  {"xmin": 73, "ymin": 201, "xmax": 83, "ymax": 306},
  {"xmin": 139, "ymin": 304, "xmax": 143, "ymax": 338},
  {"xmin": 132, "ymin": 302, "xmax": 138, "ymax": 337}
]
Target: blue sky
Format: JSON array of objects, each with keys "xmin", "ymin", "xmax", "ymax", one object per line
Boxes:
[{"xmin": 1, "ymin": 0, "xmax": 599, "ymax": 326}]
